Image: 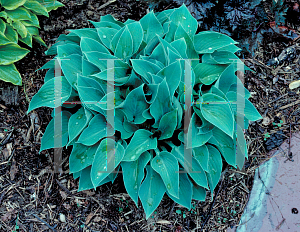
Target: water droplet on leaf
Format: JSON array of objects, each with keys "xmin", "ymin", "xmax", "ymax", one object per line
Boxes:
[{"xmin": 147, "ymin": 198, "xmax": 153, "ymax": 206}]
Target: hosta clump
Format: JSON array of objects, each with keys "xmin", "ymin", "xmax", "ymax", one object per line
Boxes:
[{"xmin": 27, "ymin": 4, "xmax": 262, "ymax": 219}]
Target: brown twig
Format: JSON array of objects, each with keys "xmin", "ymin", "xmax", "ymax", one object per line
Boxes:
[
  {"xmin": 55, "ymin": 179, "xmax": 73, "ymax": 196},
  {"xmin": 30, "ymin": 213, "xmax": 57, "ymax": 232}
]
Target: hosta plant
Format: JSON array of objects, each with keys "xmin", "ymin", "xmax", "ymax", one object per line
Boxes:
[
  {"xmin": 27, "ymin": 4, "xmax": 262, "ymax": 219},
  {"xmin": 0, "ymin": 0, "xmax": 64, "ymax": 85}
]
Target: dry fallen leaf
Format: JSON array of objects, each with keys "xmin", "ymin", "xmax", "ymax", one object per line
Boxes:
[
  {"xmin": 85, "ymin": 212, "xmax": 94, "ymax": 224},
  {"xmin": 10, "ymin": 159, "xmax": 18, "ymax": 180},
  {"xmin": 59, "ymin": 190, "xmax": 68, "ymax": 200}
]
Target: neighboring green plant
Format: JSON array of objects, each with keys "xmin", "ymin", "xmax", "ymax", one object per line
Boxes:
[
  {"xmin": 27, "ymin": 5, "xmax": 262, "ymax": 219},
  {"xmin": 0, "ymin": 0, "xmax": 64, "ymax": 85}
]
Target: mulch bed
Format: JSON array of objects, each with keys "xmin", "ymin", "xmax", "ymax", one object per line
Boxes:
[{"xmin": 0, "ymin": 0, "xmax": 299, "ymax": 231}]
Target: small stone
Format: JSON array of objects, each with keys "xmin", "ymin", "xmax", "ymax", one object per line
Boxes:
[
  {"xmin": 59, "ymin": 213, "xmax": 66, "ymax": 223},
  {"xmin": 262, "ymin": 117, "xmax": 271, "ymax": 126},
  {"xmin": 86, "ymin": 10, "xmax": 94, "ymax": 17}
]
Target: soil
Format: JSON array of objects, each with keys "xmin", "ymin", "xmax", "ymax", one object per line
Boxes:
[{"xmin": 0, "ymin": 0, "xmax": 300, "ymax": 231}]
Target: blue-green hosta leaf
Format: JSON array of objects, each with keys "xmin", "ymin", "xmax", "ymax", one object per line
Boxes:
[
  {"xmin": 199, "ymin": 93, "xmax": 234, "ymax": 138},
  {"xmin": 24, "ymin": 0, "xmax": 49, "ymax": 17},
  {"xmin": 97, "ymin": 90, "xmax": 124, "ymax": 110},
  {"xmin": 192, "ymin": 183, "xmax": 206, "ymax": 201},
  {"xmin": 45, "ymin": 40, "xmax": 78, "ymax": 56},
  {"xmin": 139, "ymin": 165, "xmax": 166, "ymax": 219},
  {"xmin": 57, "ymin": 44, "xmax": 82, "ymax": 58},
  {"xmin": 56, "ymin": 33, "xmax": 80, "ymax": 44},
  {"xmin": 186, "ymin": 112, "xmax": 213, "ymax": 148},
  {"xmin": 235, "ymin": 124, "xmax": 247, "ymax": 170},
  {"xmin": 77, "ymin": 114, "xmax": 113, "ymax": 146},
  {"xmin": 140, "ymin": 56, "xmax": 165, "ymax": 69},
  {"xmin": 228, "ymin": 83, "xmax": 251, "ymax": 99},
  {"xmin": 73, "ymin": 171, "xmax": 81, "ymax": 180},
  {"xmin": 101, "ymin": 14, "xmax": 124, "ymax": 26},
  {"xmin": 156, "ymin": 8, "xmax": 175, "ymax": 24},
  {"xmin": 68, "ymin": 107, "xmax": 93, "ymax": 145},
  {"xmin": 226, "ymin": 91, "xmax": 262, "ymax": 121},
  {"xmin": 78, "ymin": 166, "xmax": 111, "ymax": 191},
  {"xmin": 40, "ymin": 111, "xmax": 71, "ymax": 152},
  {"xmin": 97, "ymin": 27, "xmax": 118, "ymax": 49},
  {"xmin": 0, "ymin": 42, "xmax": 29, "ymax": 65},
  {"xmin": 5, "ymin": 7, "xmax": 32, "ymax": 21},
  {"xmin": 123, "ymin": 129, "xmax": 157, "ymax": 161},
  {"xmin": 158, "ymin": 109, "xmax": 177, "ymax": 140},
  {"xmin": 206, "ymin": 145, "xmax": 222, "ymax": 195},
  {"xmin": 209, "ymin": 51, "xmax": 242, "ymax": 64},
  {"xmin": 82, "ymin": 58, "xmax": 100, "ymax": 76},
  {"xmin": 194, "ymin": 31, "xmax": 238, "ymax": 54},
  {"xmin": 60, "ymin": 54, "xmax": 82, "ymax": 89},
  {"xmin": 96, "ymin": 14, "xmax": 124, "ymax": 28},
  {"xmin": 193, "ymin": 63, "xmax": 228, "ymax": 85},
  {"xmin": 170, "ymin": 38, "xmax": 188, "ymax": 59},
  {"xmin": 27, "ymin": 76, "xmax": 72, "ymax": 113},
  {"xmin": 124, "ymin": 19, "xmax": 136, "ymax": 25},
  {"xmin": 171, "ymin": 144, "xmax": 208, "ymax": 188},
  {"xmin": 69, "ymin": 142, "xmax": 99, "ymax": 173},
  {"xmin": 172, "ymin": 96, "xmax": 183, "ymax": 129},
  {"xmin": 68, "ymin": 28, "xmax": 101, "ymax": 43},
  {"xmin": 164, "ymin": 21, "xmax": 177, "ymax": 43},
  {"xmin": 167, "ymin": 47, "xmax": 181, "ymax": 65},
  {"xmin": 84, "ymin": 51, "xmax": 128, "ymax": 71},
  {"xmin": 140, "ymin": 11, "xmax": 164, "ymax": 43},
  {"xmin": 210, "ymin": 85, "xmax": 227, "ymax": 100},
  {"xmin": 157, "ymin": 60, "xmax": 181, "ymax": 96},
  {"xmin": 167, "ymin": 172, "xmax": 192, "ymax": 209},
  {"xmin": 125, "ymin": 22, "xmax": 143, "ymax": 54},
  {"xmin": 174, "ymin": 24, "xmax": 198, "ymax": 63},
  {"xmin": 119, "ymin": 85, "xmax": 148, "ymax": 124},
  {"xmin": 114, "ymin": 27, "xmax": 133, "ymax": 59},
  {"xmin": 111, "ymin": 22, "xmax": 143, "ymax": 56},
  {"xmin": 149, "ymin": 79, "xmax": 173, "ymax": 127},
  {"xmin": 131, "ymin": 59, "xmax": 161, "ymax": 83},
  {"xmin": 157, "ymin": 36, "xmax": 181, "ymax": 63},
  {"xmin": 93, "ymin": 67, "xmax": 128, "ymax": 83},
  {"xmin": 121, "ymin": 151, "xmax": 151, "ymax": 206},
  {"xmin": 78, "ymin": 75, "xmax": 105, "ymax": 110},
  {"xmin": 109, "ymin": 109, "xmax": 134, "ymax": 139},
  {"xmin": 214, "ymin": 63, "xmax": 236, "ymax": 94},
  {"xmin": 80, "ymin": 37, "xmax": 110, "ymax": 54},
  {"xmin": 217, "ymin": 44, "xmax": 241, "ymax": 53},
  {"xmin": 169, "ymin": 4, "xmax": 198, "ymax": 37},
  {"xmin": 193, "ymin": 107, "xmax": 214, "ymax": 134},
  {"xmin": 151, "ymin": 151, "xmax": 179, "ymax": 198},
  {"xmin": 144, "ymin": 34, "xmax": 161, "ymax": 56},
  {"xmin": 1, "ymin": 0, "xmax": 26, "ymax": 10},
  {"xmin": 193, "ymin": 145, "xmax": 209, "ymax": 172},
  {"xmin": 148, "ymin": 43, "xmax": 167, "ymax": 66},
  {"xmin": 0, "ymin": 64, "xmax": 22, "ymax": 85},
  {"xmin": 91, "ymin": 138, "xmax": 125, "ymax": 187},
  {"xmin": 91, "ymin": 21, "xmax": 122, "ymax": 30},
  {"xmin": 123, "ymin": 120, "xmax": 139, "ymax": 134}
]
